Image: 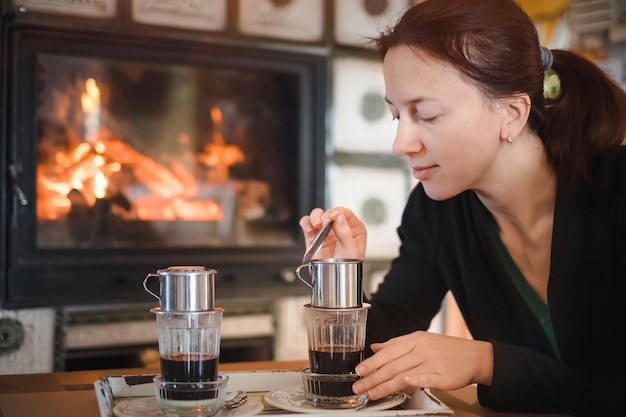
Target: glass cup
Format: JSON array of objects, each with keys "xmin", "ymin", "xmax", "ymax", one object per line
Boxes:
[
  {"xmin": 303, "ymin": 303, "xmax": 370, "ymax": 406},
  {"xmin": 154, "ymin": 374, "xmax": 228, "ymax": 417},
  {"xmin": 301, "ymin": 367, "xmax": 362, "ymax": 408},
  {"xmin": 152, "ymin": 308, "xmax": 223, "ymax": 382}
]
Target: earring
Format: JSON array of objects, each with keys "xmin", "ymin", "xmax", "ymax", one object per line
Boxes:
[{"xmin": 506, "ymin": 135, "xmax": 513, "ymax": 145}]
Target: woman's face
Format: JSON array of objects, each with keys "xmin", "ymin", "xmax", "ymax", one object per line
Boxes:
[{"xmin": 383, "ymin": 45, "xmax": 506, "ymax": 201}]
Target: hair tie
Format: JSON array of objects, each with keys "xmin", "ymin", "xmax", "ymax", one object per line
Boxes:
[{"xmin": 541, "ymin": 46, "xmax": 553, "ymax": 71}]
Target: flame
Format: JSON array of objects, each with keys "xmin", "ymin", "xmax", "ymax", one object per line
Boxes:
[
  {"xmin": 81, "ymin": 78, "xmax": 100, "ymax": 113},
  {"xmin": 35, "ymin": 83, "xmax": 264, "ymax": 225},
  {"xmin": 93, "ymin": 170, "xmax": 108, "ymax": 199},
  {"xmin": 198, "ymin": 107, "xmax": 245, "ymax": 183},
  {"xmin": 81, "ymin": 78, "xmax": 101, "ymax": 143}
]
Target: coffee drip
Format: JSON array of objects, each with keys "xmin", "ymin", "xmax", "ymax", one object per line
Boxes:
[
  {"xmin": 144, "ymin": 266, "xmax": 223, "ymax": 387},
  {"xmin": 296, "ymin": 222, "xmax": 370, "ymax": 407}
]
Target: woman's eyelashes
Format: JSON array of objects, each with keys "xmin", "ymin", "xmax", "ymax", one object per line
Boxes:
[
  {"xmin": 416, "ymin": 107, "xmax": 442, "ymax": 123},
  {"xmin": 388, "ymin": 103, "xmax": 441, "ymax": 123},
  {"xmin": 389, "ymin": 113, "xmax": 437, "ymax": 122}
]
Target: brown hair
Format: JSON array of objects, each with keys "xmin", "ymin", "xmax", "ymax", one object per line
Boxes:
[{"xmin": 375, "ymin": 0, "xmax": 626, "ymax": 190}]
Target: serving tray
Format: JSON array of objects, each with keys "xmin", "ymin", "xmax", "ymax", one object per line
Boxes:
[{"xmin": 94, "ymin": 370, "xmax": 453, "ymax": 416}]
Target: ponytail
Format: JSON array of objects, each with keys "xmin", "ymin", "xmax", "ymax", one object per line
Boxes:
[{"xmin": 536, "ymin": 50, "xmax": 626, "ymax": 189}]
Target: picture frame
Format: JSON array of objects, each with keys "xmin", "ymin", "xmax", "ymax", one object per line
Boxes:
[
  {"xmin": 332, "ymin": 56, "xmax": 396, "ymax": 153},
  {"xmin": 334, "ymin": 0, "xmax": 410, "ymax": 47},
  {"xmin": 328, "ymin": 162, "xmax": 412, "ymax": 259},
  {"xmin": 11, "ymin": 0, "xmax": 116, "ymax": 18},
  {"xmin": 131, "ymin": 0, "xmax": 228, "ymax": 31},
  {"xmin": 238, "ymin": 0, "xmax": 324, "ymax": 42}
]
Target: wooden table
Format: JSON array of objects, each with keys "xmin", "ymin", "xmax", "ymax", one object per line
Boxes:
[{"xmin": 0, "ymin": 361, "xmax": 571, "ymax": 417}]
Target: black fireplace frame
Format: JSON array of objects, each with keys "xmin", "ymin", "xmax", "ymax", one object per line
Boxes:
[{"xmin": 0, "ymin": 22, "xmax": 328, "ymax": 309}]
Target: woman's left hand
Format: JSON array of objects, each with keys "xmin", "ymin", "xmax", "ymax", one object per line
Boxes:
[{"xmin": 352, "ymin": 331, "xmax": 494, "ymax": 400}]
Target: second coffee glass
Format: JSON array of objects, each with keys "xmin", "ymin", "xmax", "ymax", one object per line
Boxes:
[
  {"xmin": 153, "ymin": 308, "xmax": 223, "ymax": 383},
  {"xmin": 302, "ymin": 303, "xmax": 370, "ymax": 407}
]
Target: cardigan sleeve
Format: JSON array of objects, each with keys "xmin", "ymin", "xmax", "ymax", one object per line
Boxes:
[
  {"xmin": 478, "ymin": 340, "xmax": 626, "ymax": 416},
  {"xmin": 365, "ymin": 184, "xmax": 449, "ymax": 355}
]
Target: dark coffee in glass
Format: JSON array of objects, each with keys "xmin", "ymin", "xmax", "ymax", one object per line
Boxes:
[
  {"xmin": 160, "ymin": 352, "xmax": 219, "ymax": 382},
  {"xmin": 308, "ymin": 346, "xmax": 363, "ymax": 374},
  {"xmin": 308, "ymin": 347, "xmax": 363, "ymax": 397}
]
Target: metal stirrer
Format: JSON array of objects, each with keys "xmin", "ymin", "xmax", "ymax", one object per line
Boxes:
[{"xmin": 301, "ymin": 219, "xmax": 334, "ymax": 264}]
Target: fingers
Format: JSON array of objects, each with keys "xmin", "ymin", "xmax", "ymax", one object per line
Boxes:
[
  {"xmin": 298, "ymin": 208, "xmax": 327, "ymax": 245},
  {"xmin": 299, "ymin": 208, "xmax": 339, "ymax": 232},
  {"xmin": 308, "ymin": 208, "xmax": 328, "ymax": 228},
  {"xmin": 353, "ymin": 334, "xmax": 427, "ymax": 400},
  {"xmin": 356, "ymin": 336, "xmax": 412, "ymax": 376},
  {"xmin": 299, "ymin": 207, "xmax": 357, "ymax": 241},
  {"xmin": 354, "ymin": 372, "xmax": 409, "ymax": 401},
  {"xmin": 299, "ymin": 207, "xmax": 367, "ymax": 260}
]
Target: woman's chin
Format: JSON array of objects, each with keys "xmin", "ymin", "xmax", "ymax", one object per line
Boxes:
[{"xmin": 422, "ymin": 183, "xmax": 461, "ymax": 201}]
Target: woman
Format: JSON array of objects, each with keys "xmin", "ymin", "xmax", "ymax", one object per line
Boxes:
[{"xmin": 299, "ymin": 0, "xmax": 626, "ymax": 415}]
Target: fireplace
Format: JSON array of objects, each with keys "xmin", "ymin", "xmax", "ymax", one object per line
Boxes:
[{"xmin": 1, "ymin": 23, "xmax": 327, "ymax": 308}]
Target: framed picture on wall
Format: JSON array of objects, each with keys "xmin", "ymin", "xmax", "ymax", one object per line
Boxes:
[
  {"xmin": 328, "ymin": 162, "xmax": 412, "ymax": 259},
  {"xmin": 334, "ymin": 0, "xmax": 410, "ymax": 47},
  {"xmin": 131, "ymin": 0, "xmax": 228, "ymax": 31},
  {"xmin": 11, "ymin": 0, "xmax": 116, "ymax": 18},
  {"xmin": 238, "ymin": 0, "xmax": 324, "ymax": 42},
  {"xmin": 332, "ymin": 56, "xmax": 396, "ymax": 153}
]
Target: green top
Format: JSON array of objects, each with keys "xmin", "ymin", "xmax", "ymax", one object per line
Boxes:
[{"xmin": 490, "ymin": 222, "xmax": 562, "ymax": 361}]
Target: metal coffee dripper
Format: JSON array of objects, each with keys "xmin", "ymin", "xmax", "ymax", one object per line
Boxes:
[
  {"xmin": 296, "ymin": 221, "xmax": 370, "ymax": 408},
  {"xmin": 143, "ymin": 265, "xmax": 216, "ymax": 312},
  {"xmin": 297, "ymin": 258, "xmax": 363, "ymax": 308},
  {"xmin": 143, "ymin": 266, "xmax": 223, "ymax": 384}
]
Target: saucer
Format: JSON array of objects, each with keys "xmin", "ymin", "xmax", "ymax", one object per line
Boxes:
[
  {"xmin": 264, "ymin": 386, "xmax": 406, "ymax": 413},
  {"xmin": 113, "ymin": 395, "xmax": 263, "ymax": 417}
]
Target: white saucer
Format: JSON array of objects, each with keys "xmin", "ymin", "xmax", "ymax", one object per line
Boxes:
[
  {"xmin": 113, "ymin": 396, "xmax": 263, "ymax": 417},
  {"xmin": 264, "ymin": 386, "xmax": 406, "ymax": 414}
]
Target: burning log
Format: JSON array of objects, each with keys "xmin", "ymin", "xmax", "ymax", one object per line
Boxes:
[
  {"xmin": 98, "ymin": 134, "xmax": 186, "ymax": 199},
  {"xmin": 68, "ymin": 188, "xmax": 131, "ymax": 219}
]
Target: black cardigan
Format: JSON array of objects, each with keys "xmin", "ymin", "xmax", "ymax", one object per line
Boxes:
[{"xmin": 366, "ymin": 148, "xmax": 626, "ymax": 416}]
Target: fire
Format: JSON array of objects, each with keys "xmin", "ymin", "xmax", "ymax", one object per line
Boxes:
[
  {"xmin": 81, "ymin": 78, "xmax": 101, "ymax": 143},
  {"xmin": 35, "ymin": 78, "xmax": 258, "ymax": 231},
  {"xmin": 199, "ymin": 107, "xmax": 245, "ymax": 183}
]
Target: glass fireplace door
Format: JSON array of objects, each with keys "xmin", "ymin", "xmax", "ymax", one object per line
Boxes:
[{"xmin": 36, "ymin": 53, "xmax": 300, "ymax": 249}]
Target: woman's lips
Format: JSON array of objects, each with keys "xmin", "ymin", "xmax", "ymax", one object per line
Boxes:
[{"xmin": 412, "ymin": 165, "xmax": 437, "ymax": 181}]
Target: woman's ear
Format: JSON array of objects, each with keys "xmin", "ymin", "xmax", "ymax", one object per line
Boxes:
[{"xmin": 499, "ymin": 93, "xmax": 531, "ymax": 139}]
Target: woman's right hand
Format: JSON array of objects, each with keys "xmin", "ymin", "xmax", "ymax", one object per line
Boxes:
[{"xmin": 299, "ymin": 207, "xmax": 367, "ymax": 260}]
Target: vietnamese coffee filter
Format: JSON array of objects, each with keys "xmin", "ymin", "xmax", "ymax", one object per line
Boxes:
[
  {"xmin": 143, "ymin": 266, "xmax": 216, "ymax": 312},
  {"xmin": 297, "ymin": 258, "xmax": 363, "ymax": 308}
]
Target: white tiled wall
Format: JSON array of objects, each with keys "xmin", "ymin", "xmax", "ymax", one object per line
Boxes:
[
  {"xmin": 0, "ymin": 308, "xmax": 56, "ymax": 374},
  {"xmin": 273, "ymin": 295, "xmax": 309, "ymax": 361}
]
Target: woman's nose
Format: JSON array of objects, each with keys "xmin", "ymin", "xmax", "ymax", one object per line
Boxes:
[{"xmin": 392, "ymin": 124, "xmax": 422, "ymax": 156}]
